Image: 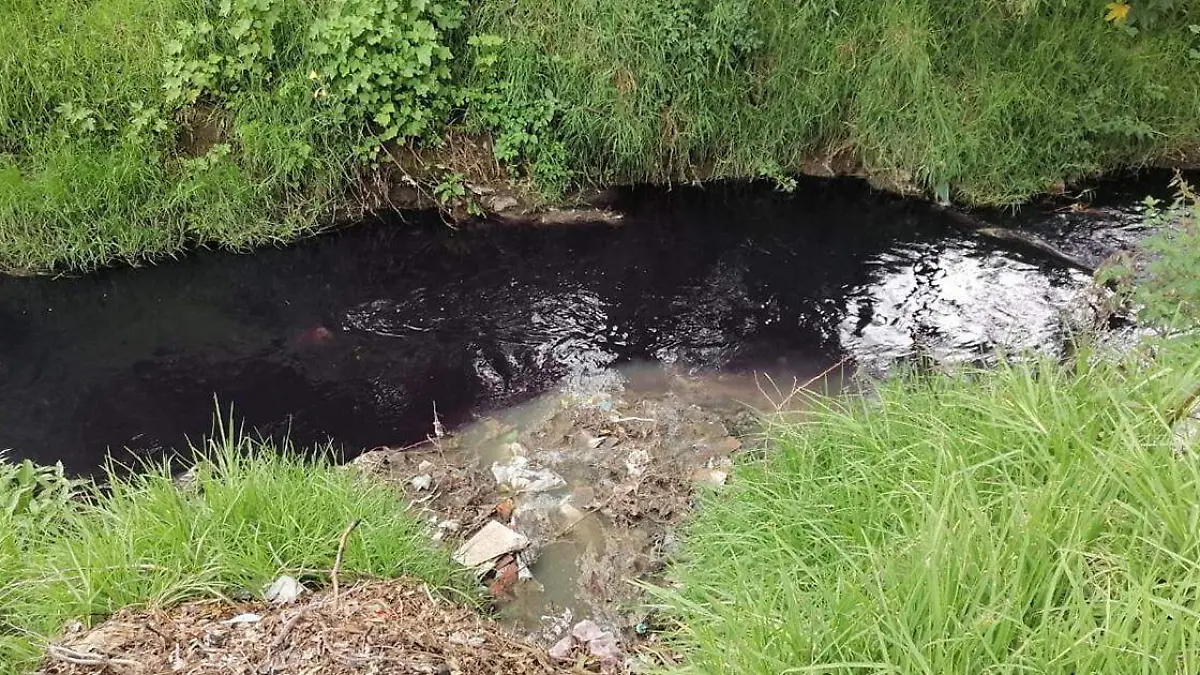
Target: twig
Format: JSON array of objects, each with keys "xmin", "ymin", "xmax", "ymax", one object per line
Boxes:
[
  {"xmin": 331, "ymin": 519, "xmax": 361, "ymax": 609},
  {"xmin": 267, "ymin": 604, "xmax": 312, "ymax": 655},
  {"xmin": 47, "ymin": 645, "xmax": 142, "ymax": 671}
]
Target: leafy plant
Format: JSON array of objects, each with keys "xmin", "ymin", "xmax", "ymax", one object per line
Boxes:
[
  {"xmin": 0, "ymin": 456, "xmax": 76, "ymax": 538},
  {"xmin": 162, "ymin": 0, "xmax": 295, "ymax": 107},
  {"xmin": 309, "ymin": 0, "xmax": 465, "ymax": 154},
  {"xmin": 459, "ymin": 34, "xmax": 572, "ymax": 195}
]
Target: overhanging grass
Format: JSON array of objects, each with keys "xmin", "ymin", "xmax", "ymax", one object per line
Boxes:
[
  {"xmin": 659, "ymin": 342, "xmax": 1200, "ymax": 673},
  {"xmin": 473, "ymin": 0, "xmax": 1200, "ymax": 202},
  {"xmin": 2, "ymin": 0, "xmax": 1199, "ymax": 274},
  {"xmin": 0, "ymin": 425, "xmax": 463, "ymax": 674}
]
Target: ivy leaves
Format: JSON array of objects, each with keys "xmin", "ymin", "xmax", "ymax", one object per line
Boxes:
[{"xmin": 310, "ymin": 0, "xmax": 465, "ymax": 153}]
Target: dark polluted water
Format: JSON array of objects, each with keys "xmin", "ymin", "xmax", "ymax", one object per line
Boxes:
[{"xmin": 0, "ymin": 176, "xmax": 1164, "ymax": 474}]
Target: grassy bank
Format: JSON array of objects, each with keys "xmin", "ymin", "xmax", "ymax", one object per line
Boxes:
[
  {"xmin": 2, "ymin": 0, "xmax": 1199, "ymax": 274},
  {"xmin": 659, "ymin": 191, "xmax": 1200, "ymax": 671},
  {"xmin": 0, "ymin": 426, "xmax": 462, "ymax": 674}
]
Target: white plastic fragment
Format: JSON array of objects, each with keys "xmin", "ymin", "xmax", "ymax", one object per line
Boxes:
[
  {"xmin": 220, "ymin": 613, "xmax": 262, "ymax": 625},
  {"xmin": 491, "ymin": 456, "xmax": 566, "ymax": 493},
  {"xmin": 263, "ymin": 575, "xmax": 307, "ymax": 605},
  {"xmin": 625, "ymin": 449, "xmax": 651, "ymax": 478}
]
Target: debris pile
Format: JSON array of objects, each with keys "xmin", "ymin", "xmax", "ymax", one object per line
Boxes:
[
  {"xmin": 355, "ymin": 372, "xmax": 753, "ymax": 658},
  {"xmin": 41, "ymin": 579, "xmax": 569, "ymax": 675}
]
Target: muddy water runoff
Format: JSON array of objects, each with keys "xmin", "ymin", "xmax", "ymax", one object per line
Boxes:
[{"xmin": 0, "ymin": 173, "xmax": 1164, "ymax": 641}]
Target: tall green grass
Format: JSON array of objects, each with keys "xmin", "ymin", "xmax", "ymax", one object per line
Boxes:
[
  {"xmin": 472, "ymin": 0, "xmax": 1200, "ymax": 203},
  {"xmin": 660, "ymin": 343, "xmax": 1200, "ymax": 673},
  {"xmin": 2, "ymin": 0, "xmax": 1199, "ymax": 274},
  {"xmin": 0, "ymin": 0, "xmax": 344, "ymax": 275},
  {"xmin": 0, "ymin": 425, "xmax": 461, "ymax": 674}
]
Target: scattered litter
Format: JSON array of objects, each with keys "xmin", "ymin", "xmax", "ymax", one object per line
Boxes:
[
  {"xmin": 410, "ymin": 474, "xmax": 433, "ymax": 491},
  {"xmin": 453, "ymin": 521, "xmax": 530, "ymax": 568},
  {"xmin": 219, "ymin": 613, "xmax": 261, "ymax": 625},
  {"xmin": 624, "ymin": 449, "xmax": 651, "ymax": 477},
  {"xmin": 263, "ymin": 576, "xmax": 306, "ymax": 605},
  {"xmin": 492, "ymin": 456, "xmax": 566, "ymax": 493},
  {"xmin": 42, "ymin": 580, "xmax": 565, "ymax": 675}
]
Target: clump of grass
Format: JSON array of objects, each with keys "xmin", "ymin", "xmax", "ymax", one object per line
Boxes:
[
  {"xmin": 660, "ymin": 343, "xmax": 1200, "ymax": 673},
  {"xmin": 0, "ymin": 423, "xmax": 462, "ymax": 674}
]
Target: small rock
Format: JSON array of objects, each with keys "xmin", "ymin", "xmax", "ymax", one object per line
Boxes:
[
  {"xmin": 417, "ymin": 460, "xmax": 434, "ymax": 473},
  {"xmin": 263, "ymin": 576, "xmax": 306, "ymax": 605},
  {"xmin": 453, "ymin": 521, "xmax": 530, "ymax": 569},
  {"xmin": 548, "ymin": 636, "xmax": 576, "ymax": 662},
  {"xmin": 410, "ymin": 474, "xmax": 433, "ymax": 491},
  {"xmin": 712, "ymin": 436, "xmax": 742, "ymax": 454},
  {"xmin": 571, "ymin": 486, "xmax": 597, "ymax": 508},
  {"xmin": 692, "ymin": 468, "xmax": 728, "ymax": 486},
  {"xmin": 571, "ymin": 620, "xmax": 607, "ymax": 643},
  {"xmin": 487, "ymin": 194, "xmax": 521, "ymax": 213},
  {"xmin": 437, "ymin": 519, "xmax": 461, "ymax": 533},
  {"xmin": 559, "ymin": 501, "xmax": 586, "ymax": 527},
  {"xmin": 588, "ymin": 633, "xmax": 623, "ymax": 666}
]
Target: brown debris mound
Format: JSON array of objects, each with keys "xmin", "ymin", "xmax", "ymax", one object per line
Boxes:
[{"xmin": 40, "ymin": 580, "xmax": 571, "ymax": 675}]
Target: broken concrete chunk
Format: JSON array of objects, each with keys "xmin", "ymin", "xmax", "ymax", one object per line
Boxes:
[{"xmin": 453, "ymin": 521, "xmax": 530, "ymax": 569}]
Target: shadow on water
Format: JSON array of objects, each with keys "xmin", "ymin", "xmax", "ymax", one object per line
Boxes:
[{"xmin": 0, "ymin": 175, "xmax": 1170, "ymax": 473}]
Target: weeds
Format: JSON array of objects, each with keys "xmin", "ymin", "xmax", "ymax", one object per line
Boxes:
[
  {"xmin": 0, "ymin": 424, "xmax": 462, "ymax": 675},
  {"xmin": 2, "ymin": 0, "xmax": 1200, "ymax": 274},
  {"xmin": 658, "ymin": 343, "xmax": 1200, "ymax": 673}
]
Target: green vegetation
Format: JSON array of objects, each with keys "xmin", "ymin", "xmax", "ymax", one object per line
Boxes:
[
  {"xmin": 0, "ymin": 423, "xmax": 462, "ymax": 675},
  {"xmin": 2, "ymin": 0, "xmax": 1199, "ymax": 274},
  {"xmin": 659, "ymin": 190, "xmax": 1200, "ymax": 672}
]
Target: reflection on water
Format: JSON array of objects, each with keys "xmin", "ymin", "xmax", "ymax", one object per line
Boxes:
[{"xmin": 0, "ymin": 176, "xmax": 1160, "ymax": 472}]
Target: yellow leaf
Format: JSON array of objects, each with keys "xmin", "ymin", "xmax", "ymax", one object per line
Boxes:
[{"xmin": 1104, "ymin": 2, "xmax": 1130, "ymax": 24}]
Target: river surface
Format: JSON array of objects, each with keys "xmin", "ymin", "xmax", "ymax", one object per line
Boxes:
[{"xmin": 0, "ymin": 175, "xmax": 1167, "ymax": 473}]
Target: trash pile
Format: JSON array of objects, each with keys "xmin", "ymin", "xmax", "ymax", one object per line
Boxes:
[
  {"xmin": 40, "ymin": 578, "xmax": 568, "ymax": 675},
  {"xmin": 355, "ymin": 372, "xmax": 755, "ymax": 666}
]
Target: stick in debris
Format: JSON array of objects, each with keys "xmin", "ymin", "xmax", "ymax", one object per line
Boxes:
[
  {"xmin": 331, "ymin": 519, "xmax": 361, "ymax": 609},
  {"xmin": 47, "ymin": 645, "xmax": 142, "ymax": 672}
]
